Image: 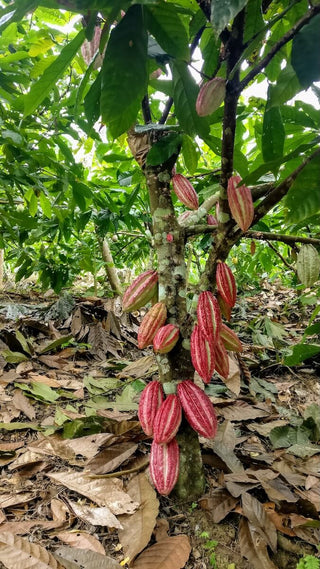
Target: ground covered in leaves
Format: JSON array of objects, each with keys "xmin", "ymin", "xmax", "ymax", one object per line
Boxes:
[{"xmin": 0, "ymin": 283, "xmax": 319, "ymax": 569}]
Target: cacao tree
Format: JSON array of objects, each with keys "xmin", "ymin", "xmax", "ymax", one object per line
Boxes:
[{"xmin": 1, "ymin": 0, "xmax": 320, "ymax": 497}]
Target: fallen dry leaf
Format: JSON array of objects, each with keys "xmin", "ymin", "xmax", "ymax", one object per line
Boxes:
[
  {"xmin": 56, "ymin": 530, "xmax": 106, "ymax": 555},
  {"xmin": 66, "ymin": 500, "xmax": 122, "ymax": 529},
  {"xmin": 0, "ymin": 531, "xmax": 64, "ymax": 568},
  {"xmin": 54, "ymin": 546, "xmax": 122, "ymax": 569},
  {"xmin": 199, "ymin": 488, "xmax": 238, "ymax": 523},
  {"xmin": 12, "ymin": 390, "xmax": 35, "ymax": 420},
  {"xmin": 238, "ymin": 518, "xmax": 277, "ymax": 569},
  {"xmin": 0, "ymin": 493, "xmax": 35, "ymax": 509},
  {"xmin": 242, "ymin": 493, "xmax": 277, "ymax": 552},
  {"xmin": 131, "ymin": 535, "xmax": 191, "ymax": 569},
  {"xmin": 117, "ymin": 355, "xmax": 157, "ymax": 380},
  {"xmin": 86, "ymin": 442, "xmax": 138, "ymax": 474},
  {"xmin": 219, "ymin": 400, "xmax": 270, "ymax": 421}
]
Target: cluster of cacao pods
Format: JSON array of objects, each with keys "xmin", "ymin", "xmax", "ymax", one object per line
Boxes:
[{"xmin": 138, "ymin": 379, "xmax": 217, "ymax": 495}]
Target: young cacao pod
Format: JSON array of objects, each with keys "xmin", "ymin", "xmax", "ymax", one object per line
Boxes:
[
  {"xmin": 138, "ymin": 380, "xmax": 164, "ymax": 436},
  {"xmin": 149, "ymin": 438, "xmax": 180, "ymax": 496},
  {"xmin": 207, "ymin": 214, "xmax": 218, "ymax": 226},
  {"xmin": 227, "ymin": 175, "xmax": 254, "ymax": 232},
  {"xmin": 216, "ymin": 262, "xmax": 237, "ymax": 308},
  {"xmin": 217, "ymin": 293, "xmax": 232, "ymax": 321},
  {"xmin": 177, "ymin": 380, "xmax": 217, "ymax": 439},
  {"xmin": 296, "ymin": 244, "xmax": 320, "ymax": 287},
  {"xmin": 153, "ymin": 394, "xmax": 182, "ymax": 444},
  {"xmin": 138, "ymin": 302, "xmax": 167, "ymax": 349},
  {"xmin": 220, "ymin": 323, "xmax": 242, "ymax": 352},
  {"xmin": 123, "ymin": 270, "xmax": 158, "ymax": 312},
  {"xmin": 214, "ymin": 340, "xmax": 230, "ymax": 379},
  {"xmin": 172, "ymin": 174, "xmax": 199, "ymax": 210},
  {"xmin": 190, "ymin": 324, "xmax": 215, "ymax": 384},
  {"xmin": 197, "ymin": 291, "xmax": 221, "ymax": 343},
  {"xmin": 153, "ymin": 324, "xmax": 180, "ymax": 354},
  {"xmin": 196, "ymin": 78, "xmax": 226, "ymax": 117}
]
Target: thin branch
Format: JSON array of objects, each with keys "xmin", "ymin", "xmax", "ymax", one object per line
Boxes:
[
  {"xmin": 244, "ymin": 231, "xmax": 320, "ymax": 247},
  {"xmin": 266, "ymin": 240, "xmax": 297, "ymax": 272},
  {"xmin": 187, "ymin": 168, "xmax": 221, "ymax": 180},
  {"xmin": 142, "ymin": 94, "xmax": 152, "ymax": 124},
  {"xmin": 238, "ymin": 5, "xmax": 320, "ymax": 92},
  {"xmin": 185, "ymin": 224, "xmax": 218, "ymax": 237}
]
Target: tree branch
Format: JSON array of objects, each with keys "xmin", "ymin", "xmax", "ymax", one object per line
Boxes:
[
  {"xmin": 266, "ymin": 240, "xmax": 297, "ymax": 273},
  {"xmin": 238, "ymin": 5, "xmax": 320, "ymax": 92},
  {"xmin": 244, "ymin": 231, "xmax": 320, "ymax": 247},
  {"xmin": 142, "ymin": 94, "xmax": 152, "ymax": 124}
]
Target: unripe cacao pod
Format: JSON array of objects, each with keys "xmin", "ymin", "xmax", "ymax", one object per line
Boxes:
[
  {"xmin": 220, "ymin": 323, "xmax": 243, "ymax": 352},
  {"xmin": 153, "ymin": 324, "xmax": 180, "ymax": 354},
  {"xmin": 81, "ymin": 26, "xmax": 103, "ymax": 69},
  {"xmin": 177, "ymin": 380, "xmax": 217, "ymax": 439},
  {"xmin": 197, "ymin": 291, "xmax": 221, "ymax": 343},
  {"xmin": 207, "ymin": 214, "xmax": 218, "ymax": 226},
  {"xmin": 296, "ymin": 244, "xmax": 320, "ymax": 287},
  {"xmin": 149, "ymin": 438, "xmax": 180, "ymax": 496},
  {"xmin": 190, "ymin": 324, "xmax": 215, "ymax": 384},
  {"xmin": 123, "ymin": 270, "xmax": 158, "ymax": 312},
  {"xmin": 153, "ymin": 394, "xmax": 182, "ymax": 444},
  {"xmin": 214, "ymin": 340, "xmax": 230, "ymax": 379},
  {"xmin": 196, "ymin": 77, "xmax": 226, "ymax": 117},
  {"xmin": 172, "ymin": 174, "xmax": 199, "ymax": 210},
  {"xmin": 227, "ymin": 175, "xmax": 254, "ymax": 232},
  {"xmin": 138, "ymin": 381, "xmax": 164, "ymax": 436},
  {"xmin": 216, "ymin": 262, "xmax": 237, "ymax": 308},
  {"xmin": 217, "ymin": 293, "xmax": 232, "ymax": 321},
  {"xmin": 137, "ymin": 302, "xmax": 167, "ymax": 349}
]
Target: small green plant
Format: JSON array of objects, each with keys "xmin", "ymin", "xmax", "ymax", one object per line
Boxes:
[
  {"xmin": 200, "ymin": 531, "xmax": 218, "ymax": 568},
  {"xmin": 296, "ymin": 554, "xmax": 320, "ymax": 569}
]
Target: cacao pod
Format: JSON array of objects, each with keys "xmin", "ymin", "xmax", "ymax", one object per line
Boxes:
[
  {"xmin": 220, "ymin": 323, "xmax": 242, "ymax": 352},
  {"xmin": 196, "ymin": 78, "xmax": 226, "ymax": 117},
  {"xmin": 216, "ymin": 262, "xmax": 237, "ymax": 308},
  {"xmin": 123, "ymin": 270, "xmax": 158, "ymax": 312},
  {"xmin": 214, "ymin": 340, "xmax": 230, "ymax": 379},
  {"xmin": 190, "ymin": 324, "xmax": 215, "ymax": 384},
  {"xmin": 172, "ymin": 174, "xmax": 199, "ymax": 210},
  {"xmin": 207, "ymin": 214, "xmax": 218, "ymax": 226},
  {"xmin": 217, "ymin": 293, "xmax": 232, "ymax": 321},
  {"xmin": 153, "ymin": 324, "xmax": 180, "ymax": 354},
  {"xmin": 197, "ymin": 291, "xmax": 221, "ymax": 343},
  {"xmin": 138, "ymin": 381, "xmax": 164, "ymax": 436},
  {"xmin": 177, "ymin": 211, "xmax": 194, "ymax": 225},
  {"xmin": 227, "ymin": 175, "xmax": 254, "ymax": 232},
  {"xmin": 177, "ymin": 380, "xmax": 217, "ymax": 439},
  {"xmin": 296, "ymin": 244, "xmax": 320, "ymax": 287},
  {"xmin": 138, "ymin": 302, "xmax": 167, "ymax": 349},
  {"xmin": 153, "ymin": 394, "xmax": 182, "ymax": 444},
  {"xmin": 149, "ymin": 438, "xmax": 180, "ymax": 496}
]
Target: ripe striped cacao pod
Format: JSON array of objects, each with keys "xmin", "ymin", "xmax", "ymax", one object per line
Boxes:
[
  {"xmin": 153, "ymin": 394, "xmax": 182, "ymax": 444},
  {"xmin": 177, "ymin": 380, "xmax": 217, "ymax": 439},
  {"xmin": 197, "ymin": 291, "xmax": 221, "ymax": 343},
  {"xmin": 190, "ymin": 324, "xmax": 215, "ymax": 384},
  {"xmin": 138, "ymin": 380, "xmax": 164, "ymax": 436},
  {"xmin": 196, "ymin": 78, "xmax": 226, "ymax": 117},
  {"xmin": 216, "ymin": 262, "xmax": 237, "ymax": 308},
  {"xmin": 153, "ymin": 324, "xmax": 180, "ymax": 354},
  {"xmin": 149, "ymin": 438, "xmax": 180, "ymax": 496},
  {"xmin": 138, "ymin": 302, "xmax": 167, "ymax": 349},
  {"xmin": 227, "ymin": 175, "xmax": 254, "ymax": 232},
  {"xmin": 207, "ymin": 214, "xmax": 218, "ymax": 226},
  {"xmin": 172, "ymin": 174, "xmax": 199, "ymax": 210},
  {"xmin": 220, "ymin": 323, "xmax": 242, "ymax": 352},
  {"xmin": 214, "ymin": 340, "xmax": 230, "ymax": 379},
  {"xmin": 296, "ymin": 244, "xmax": 320, "ymax": 287},
  {"xmin": 217, "ymin": 293, "xmax": 232, "ymax": 321},
  {"xmin": 123, "ymin": 270, "xmax": 158, "ymax": 312}
]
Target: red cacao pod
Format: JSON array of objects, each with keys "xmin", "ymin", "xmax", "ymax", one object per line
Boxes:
[
  {"xmin": 190, "ymin": 324, "xmax": 215, "ymax": 384},
  {"xmin": 216, "ymin": 262, "xmax": 237, "ymax": 308},
  {"xmin": 220, "ymin": 323, "xmax": 242, "ymax": 352},
  {"xmin": 149, "ymin": 438, "xmax": 180, "ymax": 496},
  {"xmin": 138, "ymin": 302, "xmax": 167, "ymax": 349},
  {"xmin": 207, "ymin": 214, "xmax": 218, "ymax": 226},
  {"xmin": 214, "ymin": 340, "xmax": 230, "ymax": 379},
  {"xmin": 153, "ymin": 324, "xmax": 180, "ymax": 354},
  {"xmin": 197, "ymin": 291, "xmax": 221, "ymax": 343},
  {"xmin": 153, "ymin": 394, "xmax": 182, "ymax": 444},
  {"xmin": 177, "ymin": 380, "xmax": 217, "ymax": 439},
  {"xmin": 138, "ymin": 381, "xmax": 164, "ymax": 436},
  {"xmin": 227, "ymin": 175, "xmax": 254, "ymax": 232},
  {"xmin": 123, "ymin": 270, "xmax": 158, "ymax": 312},
  {"xmin": 172, "ymin": 174, "xmax": 199, "ymax": 210},
  {"xmin": 196, "ymin": 77, "xmax": 226, "ymax": 117}
]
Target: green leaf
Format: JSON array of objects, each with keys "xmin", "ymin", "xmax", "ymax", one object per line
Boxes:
[
  {"xmin": 243, "ymin": 0, "xmax": 264, "ymax": 44},
  {"xmin": 291, "ymin": 14, "xmax": 320, "ymax": 89},
  {"xmin": 19, "ymin": 29, "xmax": 85, "ymax": 117},
  {"xmin": 145, "ymin": 4, "xmax": 189, "ymax": 60},
  {"xmin": 211, "ymin": 0, "xmax": 249, "ymax": 35},
  {"xmin": 18, "ymin": 381, "xmax": 60, "ymax": 403},
  {"xmin": 285, "ymin": 155, "xmax": 320, "ymax": 223},
  {"xmin": 170, "ymin": 60, "xmax": 210, "ymax": 139},
  {"xmin": 269, "ymin": 65, "xmax": 301, "ymax": 107},
  {"xmin": 39, "ymin": 334, "xmax": 73, "ymax": 354},
  {"xmin": 84, "ymin": 72, "xmax": 101, "ymax": 128},
  {"xmin": 1, "ymin": 350, "xmax": 29, "ymax": 364},
  {"xmin": 200, "ymin": 27, "xmax": 220, "ymax": 77},
  {"xmin": 182, "ymin": 134, "xmax": 199, "ymax": 174},
  {"xmin": 100, "ymin": 5, "xmax": 148, "ymax": 138},
  {"xmin": 262, "ymin": 104, "xmax": 285, "ymax": 163},
  {"xmin": 287, "ymin": 443, "xmax": 320, "ymax": 458},
  {"xmin": 0, "ymin": 0, "xmax": 38, "ymax": 33},
  {"xmin": 269, "ymin": 424, "xmax": 310, "ymax": 449},
  {"xmin": 146, "ymin": 132, "xmax": 182, "ymax": 166},
  {"xmin": 284, "ymin": 343, "xmax": 320, "ymax": 366},
  {"xmin": 304, "ymin": 322, "xmax": 320, "ymax": 337}
]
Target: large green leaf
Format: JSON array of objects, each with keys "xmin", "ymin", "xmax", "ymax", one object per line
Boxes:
[
  {"xmin": 182, "ymin": 134, "xmax": 199, "ymax": 174},
  {"xmin": 146, "ymin": 133, "xmax": 182, "ymax": 166},
  {"xmin": 0, "ymin": 0, "xmax": 38, "ymax": 33},
  {"xmin": 145, "ymin": 4, "xmax": 189, "ymax": 60},
  {"xmin": 262, "ymin": 104, "xmax": 285, "ymax": 163},
  {"xmin": 170, "ymin": 60, "xmax": 209, "ymax": 139},
  {"xmin": 19, "ymin": 29, "xmax": 85, "ymax": 117},
  {"xmin": 200, "ymin": 27, "xmax": 220, "ymax": 77},
  {"xmin": 243, "ymin": 0, "xmax": 264, "ymax": 44},
  {"xmin": 291, "ymin": 13, "xmax": 320, "ymax": 89},
  {"xmin": 284, "ymin": 343, "xmax": 320, "ymax": 366},
  {"xmin": 285, "ymin": 154, "xmax": 320, "ymax": 222},
  {"xmin": 211, "ymin": 0, "xmax": 249, "ymax": 35},
  {"xmin": 100, "ymin": 5, "xmax": 148, "ymax": 138},
  {"xmin": 269, "ymin": 65, "xmax": 301, "ymax": 107}
]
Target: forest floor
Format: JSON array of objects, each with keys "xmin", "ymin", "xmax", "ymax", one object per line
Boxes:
[{"xmin": 0, "ymin": 281, "xmax": 319, "ymax": 569}]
